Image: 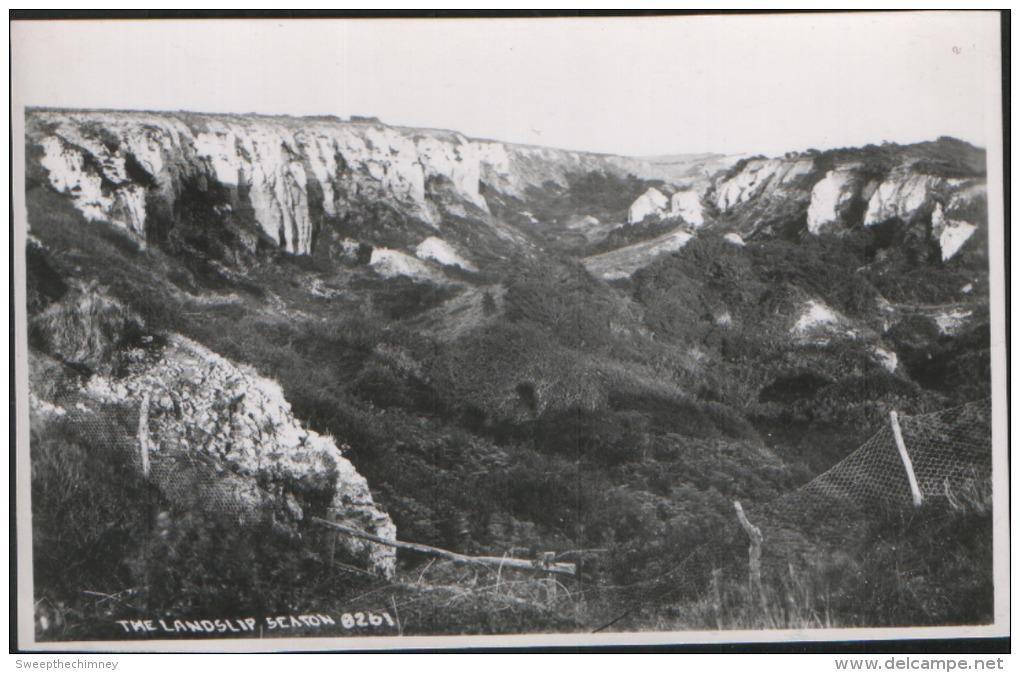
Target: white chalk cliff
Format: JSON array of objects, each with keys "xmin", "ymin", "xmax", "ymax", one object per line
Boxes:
[
  {"xmin": 713, "ymin": 158, "xmax": 814, "ymax": 211},
  {"xmin": 627, "ymin": 187, "xmax": 669, "ymax": 224},
  {"xmin": 806, "ymin": 169, "xmax": 861, "ymax": 234},
  {"xmin": 931, "ymin": 203, "xmax": 978, "ymax": 262},
  {"xmin": 29, "ymin": 109, "xmax": 639, "ymax": 256},
  {"xmin": 28, "ymin": 109, "xmax": 987, "ymax": 268},
  {"xmin": 75, "ymin": 333, "xmax": 398, "ymax": 576},
  {"xmin": 668, "ymin": 189, "xmax": 706, "ymax": 227},
  {"xmin": 863, "ymin": 171, "xmax": 942, "ymax": 227}
]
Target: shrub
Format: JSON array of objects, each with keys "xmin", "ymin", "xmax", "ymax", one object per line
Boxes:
[{"xmin": 29, "ymin": 283, "xmax": 145, "ymax": 374}]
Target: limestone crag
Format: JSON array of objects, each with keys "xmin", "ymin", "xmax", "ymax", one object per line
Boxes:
[
  {"xmin": 668, "ymin": 188, "xmax": 706, "ymax": 227},
  {"xmin": 712, "ymin": 158, "xmax": 815, "ymax": 211},
  {"xmin": 712, "ymin": 154, "xmax": 985, "ymax": 261},
  {"xmin": 627, "ymin": 187, "xmax": 669, "ymax": 224},
  {"xmin": 806, "ymin": 169, "xmax": 866, "ymax": 234},
  {"xmin": 81, "ymin": 334, "xmax": 397, "ymax": 577},
  {"xmin": 863, "ymin": 171, "xmax": 944, "ymax": 227},
  {"xmin": 29, "ymin": 109, "xmax": 638, "ymax": 256}
]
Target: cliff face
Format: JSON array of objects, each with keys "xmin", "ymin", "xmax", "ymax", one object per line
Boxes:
[
  {"xmin": 27, "ymin": 109, "xmax": 636, "ymax": 259},
  {"xmin": 28, "ymin": 109, "xmax": 987, "ymax": 276},
  {"xmin": 622, "ymin": 140, "xmax": 986, "ymax": 266},
  {"xmin": 714, "ymin": 143, "xmax": 985, "ymax": 260}
]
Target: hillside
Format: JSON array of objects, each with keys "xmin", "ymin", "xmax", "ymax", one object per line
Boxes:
[{"xmin": 23, "ymin": 108, "xmax": 992, "ymax": 640}]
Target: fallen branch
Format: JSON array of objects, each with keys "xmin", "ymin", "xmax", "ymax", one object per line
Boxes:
[{"xmin": 310, "ymin": 517, "xmax": 577, "ymax": 577}]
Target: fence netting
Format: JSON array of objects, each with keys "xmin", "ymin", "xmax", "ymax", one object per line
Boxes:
[{"xmin": 580, "ymin": 398, "xmax": 994, "ymax": 626}]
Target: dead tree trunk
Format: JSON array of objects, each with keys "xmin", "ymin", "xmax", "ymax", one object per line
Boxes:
[
  {"xmin": 311, "ymin": 517, "xmax": 577, "ymax": 577},
  {"xmin": 733, "ymin": 501, "xmax": 767, "ymax": 615}
]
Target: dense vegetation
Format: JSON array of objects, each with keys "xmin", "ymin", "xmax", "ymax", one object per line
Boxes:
[{"xmin": 24, "ymin": 136, "xmax": 993, "ymax": 639}]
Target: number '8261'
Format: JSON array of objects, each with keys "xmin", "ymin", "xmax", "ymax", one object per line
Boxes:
[{"xmin": 340, "ymin": 611, "xmax": 395, "ymax": 629}]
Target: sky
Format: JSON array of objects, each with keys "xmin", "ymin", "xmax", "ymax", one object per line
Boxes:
[{"xmin": 11, "ymin": 12, "xmax": 1002, "ymax": 157}]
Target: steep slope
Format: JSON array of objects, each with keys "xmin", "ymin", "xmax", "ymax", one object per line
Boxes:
[
  {"xmin": 28, "ymin": 277, "xmax": 397, "ymax": 577},
  {"xmin": 22, "ymin": 108, "xmax": 993, "ymax": 636},
  {"xmin": 27, "ymin": 109, "xmax": 668, "ymax": 266},
  {"xmin": 610, "ymin": 138, "xmax": 988, "ymax": 280}
]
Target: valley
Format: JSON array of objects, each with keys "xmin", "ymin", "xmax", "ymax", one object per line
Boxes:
[{"xmin": 23, "ymin": 108, "xmax": 993, "ymax": 639}]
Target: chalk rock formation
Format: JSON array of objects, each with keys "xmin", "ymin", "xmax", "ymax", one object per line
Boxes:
[
  {"xmin": 28, "ymin": 109, "xmax": 643, "ymax": 257},
  {"xmin": 415, "ymin": 236, "xmax": 477, "ymax": 271},
  {"xmin": 791, "ymin": 299, "xmax": 847, "ymax": 338},
  {"xmin": 370, "ymin": 247, "xmax": 440, "ymax": 281},
  {"xmin": 81, "ymin": 334, "xmax": 397, "ymax": 577},
  {"xmin": 668, "ymin": 189, "xmax": 706, "ymax": 227},
  {"xmin": 806, "ymin": 169, "xmax": 861, "ymax": 234},
  {"xmin": 713, "ymin": 158, "xmax": 814, "ymax": 211},
  {"xmin": 931, "ymin": 203, "xmax": 978, "ymax": 262},
  {"xmin": 863, "ymin": 171, "xmax": 942, "ymax": 226},
  {"xmin": 627, "ymin": 187, "xmax": 669, "ymax": 224}
]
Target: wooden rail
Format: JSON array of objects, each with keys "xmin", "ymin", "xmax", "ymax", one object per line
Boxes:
[{"xmin": 311, "ymin": 517, "xmax": 577, "ymax": 577}]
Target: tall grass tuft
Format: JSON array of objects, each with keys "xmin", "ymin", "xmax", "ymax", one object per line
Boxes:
[{"xmin": 30, "ymin": 282, "xmax": 145, "ymax": 374}]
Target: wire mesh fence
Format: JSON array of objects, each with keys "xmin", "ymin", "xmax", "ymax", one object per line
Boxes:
[{"xmin": 579, "ymin": 398, "xmax": 994, "ymax": 629}]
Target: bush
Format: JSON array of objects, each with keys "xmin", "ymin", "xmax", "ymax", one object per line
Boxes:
[{"xmin": 29, "ymin": 283, "xmax": 146, "ymax": 374}]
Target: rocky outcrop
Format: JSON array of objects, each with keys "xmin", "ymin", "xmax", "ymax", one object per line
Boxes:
[
  {"xmin": 931, "ymin": 203, "xmax": 978, "ymax": 262},
  {"xmin": 627, "ymin": 187, "xmax": 669, "ymax": 224},
  {"xmin": 863, "ymin": 171, "xmax": 942, "ymax": 227},
  {"xmin": 668, "ymin": 188, "xmax": 706, "ymax": 227},
  {"xmin": 415, "ymin": 236, "xmax": 476, "ymax": 271},
  {"xmin": 370, "ymin": 247, "xmax": 440, "ymax": 282},
  {"xmin": 76, "ymin": 334, "xmax": 397, "ymax": 577},
  {"xmin": 806, "ymin": 169, "xmax": 864, "ymax": 234},
  {"xmin": 28, "ymin": 109, "xmax": 638, "ymax": 257},
  {"xmin": 27, "ymin": 109, "xmax": 988, "ymax": 269},
  {"xmin": 712, "ymin": 158, "xmax": 814, "ymax": 211},
  {"xmin": 791, "ymin": 299, "xmax": 847, "ymax": 338}
]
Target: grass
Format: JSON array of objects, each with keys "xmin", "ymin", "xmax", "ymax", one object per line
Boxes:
[
  {"xmin": 29, "ymin": 282, "xmax": 145, "ymax": 375},
  {"xmin": 23, "ymin": 131, "xmax": 994, "ymax": 637}
]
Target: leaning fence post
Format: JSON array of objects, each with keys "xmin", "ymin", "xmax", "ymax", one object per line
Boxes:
[
  {"xmin": 889, "ymin": 410, "xmax": 923, "ymax": 506},
  {"xmin": 138, "ymin": 392, "xmax": 151, "ymax": 477},
  {"xmin": 733, "ymin": 501, "xmax": 767, "ymax": 614}
]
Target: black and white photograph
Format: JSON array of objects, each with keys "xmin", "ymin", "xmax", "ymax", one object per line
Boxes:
[{"xmin": 11, "ymin": 12, "xmax": 1008, "ymax": 652}]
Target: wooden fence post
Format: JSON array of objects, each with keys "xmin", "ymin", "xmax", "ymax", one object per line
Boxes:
[
  {"xmin": 889, "ymin": 411, "xmax": 924, "ymax": 506},
  {"xmin": 138, "ymin": 393, "xmax": 151, "ymax": 477},
  {"xmin": 733, "ymin": 501, "xmax": 767, "ymax": 614}
]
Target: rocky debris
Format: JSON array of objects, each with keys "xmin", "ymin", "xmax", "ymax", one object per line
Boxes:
[
  {"xmin": 931, "ymin": 203, "xmax": 978, "ymax": 262},
  {"xmin": 370, "ymin": 247, "xmax": 440, "ymax": 281},
  {"xmin": 791, "ymin": 299, "xmax": 848, "ymax": 338},
  {"xmin": 80, "ymin": 334, "xmax": 397, "ymax": 577},
  {"xmin": 713, "ymin": 158, "xmax": 814, "ymax": 211},
  {"xmin": 871, "ymin": 346, "xmax": 899, "ymax": 373},
  {"xmin": 415, "ymin": 236, "xmax": 476, "ymax": 271},
  {"xmin": 934, "ymin": 309, "xmax": 973, "ymax": 336},
  {"xmin": 566, "ymin": 215, "xmax": 602, "ymax": 230},
  {"xmin": 668, "ymin": 188, "xmax": 706, "ymax": 227},
  {"xmin": 723, "ymin": 232, "xmax": 746, "ymax": 247},
  {"xmin": 627, "ymin": 187, "xmax": 669, "ymax": 224}
]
